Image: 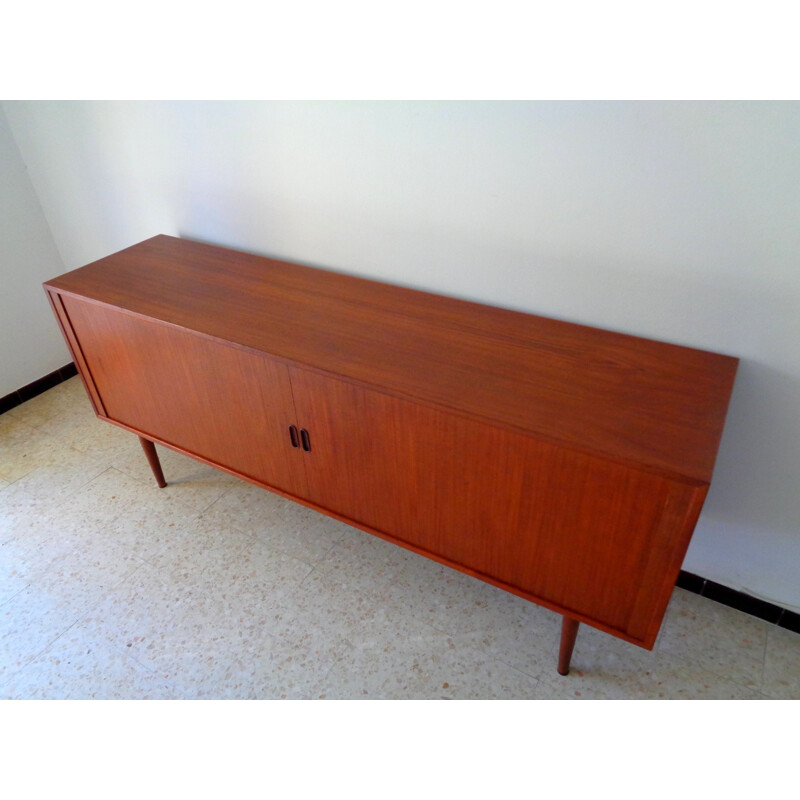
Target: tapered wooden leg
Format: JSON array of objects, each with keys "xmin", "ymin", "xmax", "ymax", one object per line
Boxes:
[
  {"xmin": 557, "ymin": 616, "xmax": 580, "ymax": 675},
  {"xmin": 139, "ymin": 436, "xmax": 167, "ymax": 488}
]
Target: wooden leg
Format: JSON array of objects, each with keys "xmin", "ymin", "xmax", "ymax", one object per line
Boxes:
[
  {"xmin": 557, "ymin": 616, "xmax": 580, "ymax": 675},
  {"xmin": 139, "ymin": 436, "xmax": 167, "ymax": 488}
]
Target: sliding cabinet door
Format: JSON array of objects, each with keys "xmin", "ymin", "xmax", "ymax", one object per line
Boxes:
[
  {"xmin": 60, "ymin": 295, "xmax": 308, "ymax": 497},
  {"xmin": 421, "ymin": 412, "xmax": 702, "ymax": 645},
  {"xmin": 289, "ymin": 364, "xmax": 699, "ymax": 646},
  {"xmin": 287, "ymin": 366, "xmax": 443, "ymax": 548}
]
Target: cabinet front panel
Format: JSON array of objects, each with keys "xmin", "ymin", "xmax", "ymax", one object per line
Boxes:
[
  {"xmin": 429, "ymin": 414, "xmax": 697, "ymax": 641},
  {"xmin": 61, "ymin": 296, "xmax": 308, "ymax": 497},
  {"xmin": 288, "ymin": 366, "xmax": 439, "ymax": 548},
  {"xmin": 290, "ymin": 366, "xmax": 694, "ymax": 642}
]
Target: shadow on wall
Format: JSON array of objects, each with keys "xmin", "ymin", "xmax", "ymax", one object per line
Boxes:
[{"xmin": 703, "ymin": 359, "xmax": 800, "ymax": 541}]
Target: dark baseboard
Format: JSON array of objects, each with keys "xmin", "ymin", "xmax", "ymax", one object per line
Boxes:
[
  {"xmin": 677, "ymin": 570, "xmax": 800, "ymax": 634},
  {"xmin": 1, "ymin": 364, "xmax": 798, "ymax": 635},
  {"xmin": 0, "ymin": 362, "xmax": 78, "ymax": 415}
]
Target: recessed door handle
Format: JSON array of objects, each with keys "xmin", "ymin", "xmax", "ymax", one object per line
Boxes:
[
  {"xmin": 300, "ymin": 428, "xmax": 311, "ymax": 452},
  {"xmin": 289, "ymin": 425, "xmax": 299, "ymax": 448}
]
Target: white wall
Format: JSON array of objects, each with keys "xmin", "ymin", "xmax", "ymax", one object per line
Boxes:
[
  {"xmin": 3, "ymin": 100, "xmax": 799, "ymax": 611},
  {"xmin": 0, "ymin": 106, "xmax": 68, "ymax": 395}
]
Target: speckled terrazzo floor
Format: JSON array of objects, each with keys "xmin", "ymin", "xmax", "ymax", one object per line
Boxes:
[{"xmin": 1, "ymin": 376, "xmax": 798, "ymax": 700}]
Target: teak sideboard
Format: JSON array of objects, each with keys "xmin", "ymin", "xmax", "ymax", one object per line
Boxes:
[{"xmin": 44, "ymin": 235, "xmax": 738, "ymax": 675}]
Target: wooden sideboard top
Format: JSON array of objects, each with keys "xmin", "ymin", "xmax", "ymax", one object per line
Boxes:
[{"xmin": 45, "ymin": 234, "xmax": 738, "ymax": 484}]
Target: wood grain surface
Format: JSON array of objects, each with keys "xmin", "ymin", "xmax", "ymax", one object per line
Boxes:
[
  {"xmin": 61, "ymin": 294, "xmax": 309, "ymax": 498},
  {"xmin": 45, "ymin": 235, "xmax": 738, "ymax": 484}
]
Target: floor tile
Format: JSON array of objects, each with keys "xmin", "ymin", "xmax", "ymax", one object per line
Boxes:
[
  {"xmin": 72, "ymin": 560, "xmax": 316, "ymax": 700},
  {"xmin": 384, "ymin": 553, "xmax": 555, "ymax": 638},
  {"xmin": 535, "ymin": 621, "xmax": 764, "ymax": 700},
  {"xmin": 761, "ymin": 625, "xmax": 800, "ymax": 699},
  {"xmin": 48, "ymin": 466, "xmax": 201, "ymax": 540},
  {"xmin": 312, "ymin": 527, "xmax": 419, "ymax": 601},
  {"xmin": 145, "ymin": 517, "xmax": 315, "ymax": 604},
  {"xmin": 0, "ymin": 524, "xmax": 144, "ymax": 611},
  {"xmin": 658, "ymin": 588, "xmax": 770, "ymax": 689},
  {"xmin": 535, "ymin": 659, "xmax": 766, "ymax": 700},
  {"xmin": 176, "ymin": 478, "xmax": 285, "ymax": 532},
  {"xmin": 35, "ymin": 406, "xmax": 133, "ymax": 462},
  {"xmin": 0, "ymin": 415, "xmax": 65, "ymax": 483},
  {"xmin": 5, "ymin": 377, "xmax": 87, "ymax": 429},
  {"xmin": 265, "ymin": 567, "xmax": 398, "ymax": 664},
  {"xmin": 201, "ymin": 484, "xmax": 350, "ymax": 565},
  {"xmin": 0, "ymin": 585, "xmax": 83, "ymax": 685},
  {"xmin": 1, "ymin": 630, "xmax": 178, "ymax": 700},
  {"xmin": 0, "ymin": 446, "xmax": 109, "ymax": 542},
  {"xmin": 266, "ymin": 568, "xmax": 543, "ymax": 699},
  {"xmin": 317, "ymin": 612, "xmax": 541, "ymax": 700}
]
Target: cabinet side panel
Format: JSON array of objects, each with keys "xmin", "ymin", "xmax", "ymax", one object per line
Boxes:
[
  {"xmin": 45, "ymin": 289, "xmax": 106, "ymax": 416},
  {"xmin": 625, "ymin": 482, "xmax": 708, "ymax": 644},
  {"xmin": 61, "ymin": 296, "xmax": 308, "ymax": 496}
]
